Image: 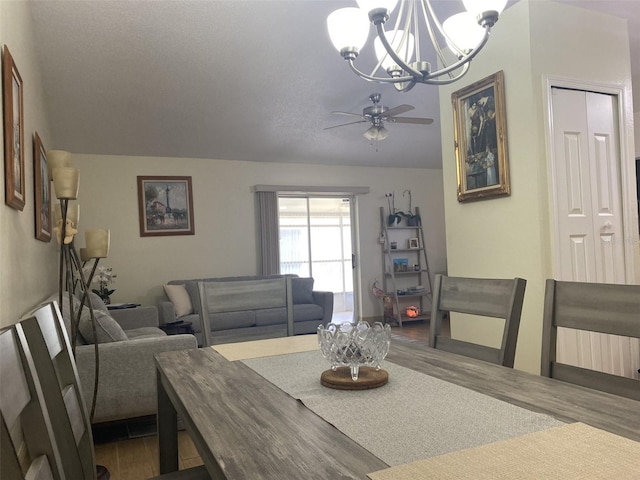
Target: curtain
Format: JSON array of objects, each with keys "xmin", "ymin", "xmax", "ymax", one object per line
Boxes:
[{"xmin": 257, "ymin": 191, "xmax": 280, "ymax": 275}]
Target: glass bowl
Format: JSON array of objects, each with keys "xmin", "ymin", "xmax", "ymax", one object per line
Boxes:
[{"xmin": 317, "ymin": 321, "xmax": 391, "ymax": 380}]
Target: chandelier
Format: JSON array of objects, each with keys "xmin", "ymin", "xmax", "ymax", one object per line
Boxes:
[{"xmin": 327, "ymin": 0, "xmax": 507, "ymax": 92}]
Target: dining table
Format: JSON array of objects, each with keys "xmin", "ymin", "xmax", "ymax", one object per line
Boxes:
[{"xmin": 154, "ymin": 335, "xmax": 640, "ymax": 479}]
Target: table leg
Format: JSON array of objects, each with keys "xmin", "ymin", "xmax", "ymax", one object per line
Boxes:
[{"xmin": 157, "ymin": 369, "xmax": 178, "ymax": 474}]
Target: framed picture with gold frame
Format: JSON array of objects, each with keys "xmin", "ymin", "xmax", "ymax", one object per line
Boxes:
[
  {"xmin": 452, "ymin": 70, "xmax": 510, "ymax": 202},
  {"xmin": 3, "ymin": 45, "xmax": 25, "ymax": 210},
  {"xmin": 33, "ymin": 132, "xmax": 52, "ymax": 242}
]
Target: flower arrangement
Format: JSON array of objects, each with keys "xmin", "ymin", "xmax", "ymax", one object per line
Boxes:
[{"xmin": 92, "ymin": 266, "xmax": 116, "ymax": 304}]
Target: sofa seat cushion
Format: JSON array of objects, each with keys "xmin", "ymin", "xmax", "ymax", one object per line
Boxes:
[
  {"xmin": 254, "ymin": 307, "xmax": 287, "ymax": 327},
  {"xmin": 292, "ymin": 304, "xmax": 324, "ymax": 322},
  {"xmin": 210, "ymin": 311, "xmax": 256, "ymax": 331},
  {"xmin": 126, "ymin": 327, "xmax": 167, "ymax": 340}
]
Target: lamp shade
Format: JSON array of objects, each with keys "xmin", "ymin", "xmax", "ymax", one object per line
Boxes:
[
  {"xmin": 85, "ymin": 229, "xmax": 110, "ymax": 259},
  {"xmin": 327, "ymin": 7, "xmax": 370, "ymax": 52},
  {"xmin": 356, "ymin": 0, "xmax": 399, "ymax": 14},
  {"xmin": 374, "ymin": 29, "xmax": 415, "ymax": 70},
  {"xmin": 79, "ymin": 248, "xmax": 90, "ymax": 262},
  {"xmin": 46, "ymin": 150, "xmax": 72, "ymax": 181},
  {"xmin": 443, "ymin": 12, "xmax": 485, "ymax": 53},
  {"xmin": 54, "ymin": 203, "xmax": 79, "ymax": 226},
  {"xmin": 52, "ymin": 167, "xmax": 80, "ymax": 200},
  {"xmin": 463, "ymin": 0, "xmax": 508, "ymax": 16}
]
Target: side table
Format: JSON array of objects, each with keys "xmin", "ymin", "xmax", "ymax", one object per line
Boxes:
[{"xmin": 159, "ymin": 321, "xmax": 194, "ymax": 336}]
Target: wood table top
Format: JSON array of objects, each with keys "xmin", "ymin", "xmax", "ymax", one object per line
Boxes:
[{"xmin": 155, "ymin": 339, "xmax": 640, "ymax": 479}]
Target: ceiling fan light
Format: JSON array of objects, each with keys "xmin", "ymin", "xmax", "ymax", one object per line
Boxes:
[
  {"xmin": 463, "ymin": 0, "xmax": 508, "ymax": 17},
  {"xmin": 377, "ymin": 126, "xmax": 389, "ymax": 140},
  {"xmin": 356, "ymin": 0, "xmax": 400, "ymax": 15},
  {"xmin": 442, "ymin": 12, "xmax": 485, "ymax": 54},
  {"xmin": 374, "ymin": 29, "xmax": 415, "ymax": 70},
  {"xmin": 327, "ymin": 8, "xmax": 370, "ymax": 52},
  {"xmin": 363, "ymin": 125, "xmax": 389, "ymax": 141}
]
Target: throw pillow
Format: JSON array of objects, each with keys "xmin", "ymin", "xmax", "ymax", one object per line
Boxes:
[
  {"xmin": 85, "ymin": 292, "xmax": 110, "ymax": 314},
  {"xmin": 291, "ymin": 277, "xmax": 315, "ymax": 304},
  {"xmin": 164, "ymin": 284, "xmax": 194, "ymax": 318},
  {"xmin": 78, "ymin": 309, "xmax": 128, "ymax": 344}
]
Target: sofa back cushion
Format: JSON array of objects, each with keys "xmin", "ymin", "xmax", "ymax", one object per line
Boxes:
[
  {"xmin": 291, "ymin": 277, "xmax": 315, "ymax": 304},
  {"xmin": 199, "ymin": 278, "xmax": 287, "ymax": 314},
  {"xmin": 78, "ymin": 310, "xmax": 128, "ymax": 344}
]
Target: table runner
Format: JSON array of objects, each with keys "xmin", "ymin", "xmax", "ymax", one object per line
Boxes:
[
  {"xmin": 212, "ymin": 334, "xmax": 319, "ymax": 361},
  {"xmin": 367, "ymin": 422, "xmax": 640, "ymax": 479},
  {"xmin": 242, "ymin": 350, "xmax": 564, "ymax": 467}
]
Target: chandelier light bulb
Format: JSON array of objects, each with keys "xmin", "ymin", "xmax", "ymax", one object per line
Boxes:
[
  {"xmin": 327, "ymin": 7, "xmax": 370, "ymax": 52},
  {"xmin": 374, "ymin": 30, "xmax": 415, "ymax": 70},
  {"xmin": 443, "ymin": 12, "xmax": 486, "ymax": 54}
]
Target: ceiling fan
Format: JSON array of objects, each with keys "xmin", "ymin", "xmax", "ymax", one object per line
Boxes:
[{"xmin": 325, "ymin": 93, "xmax": 434, "ymax": 141}]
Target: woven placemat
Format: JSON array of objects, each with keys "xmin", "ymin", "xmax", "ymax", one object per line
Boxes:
[
  {"xmin": 212, "ymin": 334, "xmax": 318, "ymax": 361},
  {"xmin": 367, "ymin": 423, "xmax": 640, "ymax": 479},
  {"xmin": 321, "ymin": 367, "xmax": 388, "ymax": 390}
]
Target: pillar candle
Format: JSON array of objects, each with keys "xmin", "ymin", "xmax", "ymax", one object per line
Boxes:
[
  {"xmin": 52, "ymin": 167, "xmax": 80, "ymax": 200},
  {"xmin": 85, "ymin": 229, "xmax": 110, "ymax": 259},
  {"xmin": 46, "ymin": 150, "xmax": 72, "ymax": 181}
]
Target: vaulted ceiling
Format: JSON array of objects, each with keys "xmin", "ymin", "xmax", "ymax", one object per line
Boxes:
[{"xmin": 27, "ymin": 0, "xmax": 640, "ymax": 169}]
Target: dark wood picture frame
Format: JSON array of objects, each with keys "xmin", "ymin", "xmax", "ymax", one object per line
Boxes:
[
  {"xmin": 452, "ymin": 70, "xmax": 510, "ymax": 202},
  {"xmin": 33, "ymin": 132, "xmax": 52, "ymax": 242},
  {"xmin": 3, "ymin": 45, "xmax": 25, "ymax": 210},
  {"xmin": 137, "ymin": 176, "xmax": 195, "ymax": 237}
]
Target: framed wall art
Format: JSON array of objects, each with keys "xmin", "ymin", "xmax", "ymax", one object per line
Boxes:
[
  {"xmin": 452, "ymin": 70, "xmax": 510, "ymax": 202},
  {"xmin": 33, "ymin": 132, "xmax": 52, "ymax": 242},
  {"xmin": 137, "ymin": 176, "xmax": 195, "ymax": 237},
  {"xmin": 3, "ymin": 45, "xmax": 25, "ymax": 210}
]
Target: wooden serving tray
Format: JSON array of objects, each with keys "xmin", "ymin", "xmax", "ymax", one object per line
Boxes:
[{"xmin": 321, "ymin": 366, "xmax": 388, "ymax": 390}]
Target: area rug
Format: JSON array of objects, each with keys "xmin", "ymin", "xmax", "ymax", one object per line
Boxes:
[{"xmin": 242, "ymin": 350, "xmax": 564, "ymax": 467}]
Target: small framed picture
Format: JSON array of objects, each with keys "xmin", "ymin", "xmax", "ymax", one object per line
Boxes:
[
  {"xmin": 3, "ymin": 45, "xmax": 25, "ymax": 211},
  {"xmin": 33, "ymin": 132, "xmax": 51, "ymax": 242},
  {"xmin": 137, "ymin": 176, "xmax": 195, "ymax": 237},
  {"xmin": 408, "ymin": 238, "xmax": 419, "ymax": 249}
]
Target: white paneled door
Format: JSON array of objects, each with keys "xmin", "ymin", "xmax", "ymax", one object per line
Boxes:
[{"xmin": 550, "ymin": 87, "xmax": 639, "ymax": 378}]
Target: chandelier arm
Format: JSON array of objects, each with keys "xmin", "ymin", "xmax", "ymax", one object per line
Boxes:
[
  {"xmin": 419, "ymin": 1, "xmax": 457, "ymax": 78},
  {"xmin": 423, "ymin": 0, "xmax": 464, "ymax": 58},
  {"xmin": 425, "ymin": 30, "xmax": 490, "ymax": 80},
  {"xmin": 369, "ymin": 0, "xmax": 410, "ymax": 78},
  {"xmin": 375, "ymin": 22, "xmax": 422, "ymax": 79},
  {"xmin": 347, "ymin": 59, "xmax": 417, "ymax": 85},
  {"xmin": 422, "ymin": 62, "xmax": 471, "ymax": 85}
]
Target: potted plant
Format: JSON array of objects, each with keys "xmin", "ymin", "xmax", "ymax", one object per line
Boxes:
[
  {"xmin": 401, "ymin": 190, "xmax": 421, "ymax": 226},
  {"xmin": 91, "ymin": 266, "xmax": 117, "ymax": 305},
  {"xmin": 385, "ymin": 193, "xmax": 402, "ymax": 226}
]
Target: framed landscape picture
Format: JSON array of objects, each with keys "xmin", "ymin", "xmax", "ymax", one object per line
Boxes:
[
  {"xmin": 3, "ymin": 45, "xmax": 25, "ymax": 211},
  {"xmin": 33, "ymin": 132, "xmax": 52, "ymax": 242},
  {"xmin": 137, "ymin": 176, "xmax": 195, "ymax": 237},
  {"xmin": 452, "ymin": 70, "xmax": 510, "ymax": 202}
]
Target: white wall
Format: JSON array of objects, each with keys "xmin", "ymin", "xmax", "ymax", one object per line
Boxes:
[
  {"xmin": 72, "ymin": 154, "xmax": 447, "ymax": 321},
  {"xmin": 438, "ymin": 0, "xmax": 636, "ymax": 374},
  {"xmin": 0, "ymin": 1, "xmax": 57, "ymax": 328}
]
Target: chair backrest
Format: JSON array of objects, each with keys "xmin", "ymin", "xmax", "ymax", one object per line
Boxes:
[
  {"xmin": 0, "ymin": 326, "xmax": 63, "ymax": 480},
  {"xmin": 541, "ymin": 279, "xmax": 640, "ymax": 400},
  {"xmin": 19, "ymin": 302, "xmax": 97, "ymax": 480},
  {"xmin": 429, "ymin": 274, "xmax": 527, "ymax": 367}
]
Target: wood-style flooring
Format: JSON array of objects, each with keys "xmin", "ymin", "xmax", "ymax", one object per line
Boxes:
[{"xmin": 93, "ymin": 320, "xmax": 433, "ymax": 480}]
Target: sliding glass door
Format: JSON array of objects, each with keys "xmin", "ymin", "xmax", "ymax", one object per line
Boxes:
[{"xmin": 278, "ymin": 196, "xmax": 354, "ymax": 323}]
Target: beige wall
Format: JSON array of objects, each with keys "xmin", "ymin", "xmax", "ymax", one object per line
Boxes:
[
  {"xmin": 72, "ymin": 154, "xmax": 447, "ymax": 321},
  {"xmin": 438, "ymin": 0, "xmax": 637, "ymax": 374},
  {"xmin": 0, "ymin": 1, "xmax": 57, "ymax": 328}
]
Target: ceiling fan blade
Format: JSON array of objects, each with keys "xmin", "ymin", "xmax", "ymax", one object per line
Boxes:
[
  {"xmin": 388, "ymin": 116, "xmax": 434, "ymax": 125},
  {"xmin": 331, "ymin": 111, "xmax": 364, "ymax": 118},
  {"xmin": 324, "ymin": 120, "xmax": 368, "ymax": 130},
  {"xmin": 383, "ymin": 104, "xmax": 415, "ymax": 117}
]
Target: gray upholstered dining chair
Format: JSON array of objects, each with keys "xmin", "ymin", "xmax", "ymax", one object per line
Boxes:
[
  {"xmin": 0, "ymin": 325, "xmax": 63, "ymax": 480},
  {"xmin": 541, "ymin": 279, "xmax": 640, "ymax": 401},
  {"xmin": 429, "ymin": 274, "xmax": 527, "ymax": 368}
]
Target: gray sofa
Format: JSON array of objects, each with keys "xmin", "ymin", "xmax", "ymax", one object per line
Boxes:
[
  {"xmin": 160, "ymin": 275, "xmax": 333, "ymax": 346},
  {"xmin": 51, "ymin": 293, "xmax": 197, "ymax": 424}
]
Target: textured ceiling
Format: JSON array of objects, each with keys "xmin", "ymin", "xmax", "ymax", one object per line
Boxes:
[{"xmin": 26, "ymin": 0, "xmax": 639, "ymax": 169}]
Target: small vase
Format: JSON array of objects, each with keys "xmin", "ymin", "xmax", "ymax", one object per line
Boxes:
[{"xmin": 101, "ymin": 295, "xmax": 111, "ymax": 305}]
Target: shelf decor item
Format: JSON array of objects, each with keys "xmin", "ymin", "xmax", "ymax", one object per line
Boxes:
[
  {"xmin": 452, "ymin": 70, "xmax": 510, "ymax": 202},
  {"xmin": 317, "ymin": 321, "xmax": 391, "ymax": 385}
]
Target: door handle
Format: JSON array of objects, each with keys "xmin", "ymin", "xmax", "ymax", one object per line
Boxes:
[
  {"xmin": 352, "ymin": 254, "xmax": 357, "ymax": 269},
  {"xmin": 601, "ymin": 221, "xmax": 612, "ymax": 231}
]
